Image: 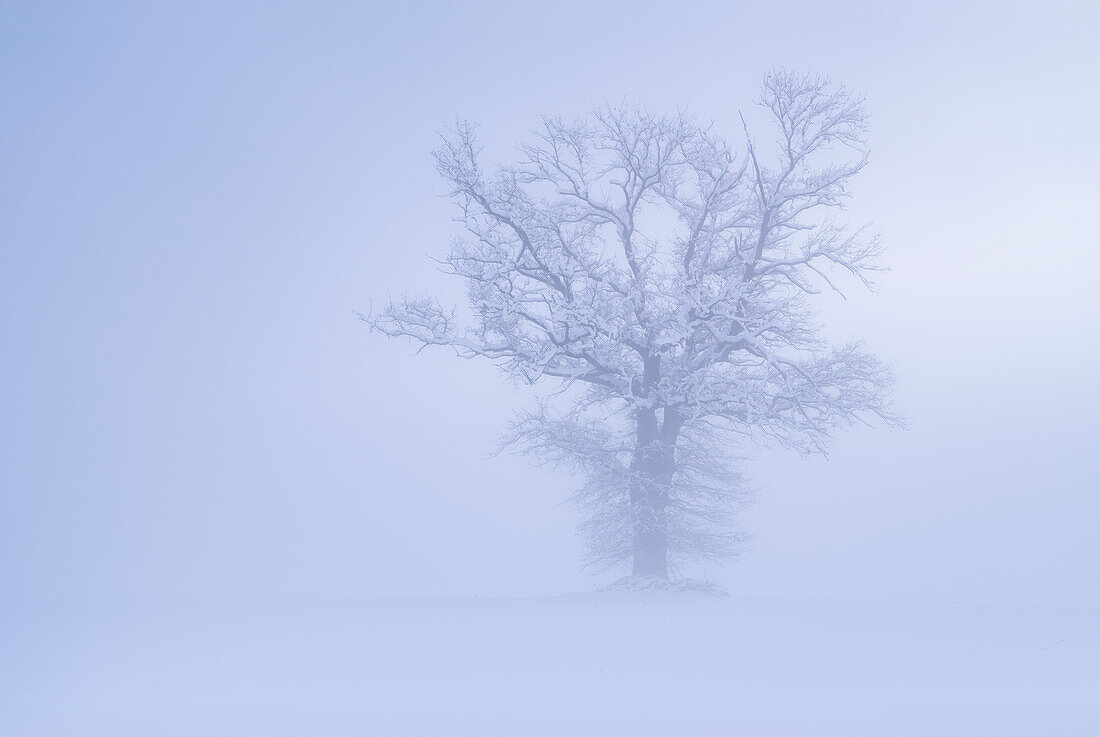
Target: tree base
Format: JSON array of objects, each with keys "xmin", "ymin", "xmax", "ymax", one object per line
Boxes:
[{"xmin": 602, "ymin": 575, "xmax": 728, "ymax": 596}]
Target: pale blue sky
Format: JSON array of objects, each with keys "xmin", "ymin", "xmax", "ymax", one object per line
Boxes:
[{"xmin": 2, "ymin": 0, "xmax": 1098, "ymax": 611}]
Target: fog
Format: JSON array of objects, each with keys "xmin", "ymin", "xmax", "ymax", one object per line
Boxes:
[{"xmin": 2, "ymin": 2, "xmax": 1098, "ymax": 735}]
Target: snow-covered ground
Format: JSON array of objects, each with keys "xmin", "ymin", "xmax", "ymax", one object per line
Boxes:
[{"xmin": 4, "ymin": 593, "xmax": 1097, "ymax": 737}]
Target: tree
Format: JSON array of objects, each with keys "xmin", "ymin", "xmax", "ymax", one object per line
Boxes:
[{"xmin": 367, "ymin": 71, "xmax": 895, "ymax": 581}]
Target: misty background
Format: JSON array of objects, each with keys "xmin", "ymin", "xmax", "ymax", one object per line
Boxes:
[{"xmin": 2, "ymin": 0, "xmax": 1098, "ymax": 618}]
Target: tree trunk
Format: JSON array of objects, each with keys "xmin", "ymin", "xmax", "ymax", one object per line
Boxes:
[
  {"xmin": 630, "ymin": 403, "xmax": 681, "ymax": 579},
  {"xmin": 632, "ymin": 524, "xmax": 668, "ymax": 578}
]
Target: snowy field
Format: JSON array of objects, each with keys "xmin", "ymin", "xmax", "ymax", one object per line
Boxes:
[{"xmin": 4, "ymin": 593, "xmax": 1097, "ymax": 737}]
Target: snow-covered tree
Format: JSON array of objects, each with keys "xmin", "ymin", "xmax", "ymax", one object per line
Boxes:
[{"xmin": 368, "ymin": 71, "xmax": 895, "ymax": 581}]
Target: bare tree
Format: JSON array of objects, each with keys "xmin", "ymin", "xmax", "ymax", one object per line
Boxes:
[{"xmin": 367, "ymin": 71, "xmax": 895, "ymax": 582}]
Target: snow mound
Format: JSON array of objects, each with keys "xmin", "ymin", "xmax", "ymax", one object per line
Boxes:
[{"xmin": 602, "ymin": 575, "xmax": 729, "ymax": 595}]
